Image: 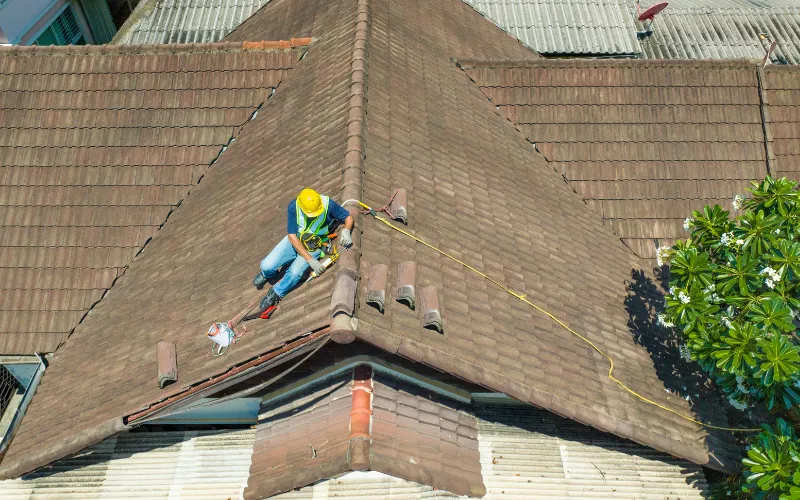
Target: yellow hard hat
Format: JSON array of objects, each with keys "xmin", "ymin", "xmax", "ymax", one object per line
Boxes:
[{"xmin": 297, "ymin": 188, "xmax": 324, "ymax": 217}]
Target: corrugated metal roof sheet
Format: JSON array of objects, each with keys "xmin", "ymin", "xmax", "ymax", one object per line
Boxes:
[
  {"xmin": 117, "ymin": 0, "xmax": 271, "ymax": 45},
  {"xmin": 639, "ymin": 7, "xmax": 800, "ymax": 64},
  {"xmin": 0, "ymin": 429, "xmax": 256, "ymax": 499},
  {"xmin": 462, "ymin": 0, "xmax": 642, "ymax": 55},
  {"xmin": 275, "ymin": 403, "xmax": 709, "ymax": 499},
  {"xmin": 667, "ymin": 0, "xmax": 799, "ymax": 9},
  {"xmin": 0, "ymin": 404, "xmax": 708, "ymax": 498}
]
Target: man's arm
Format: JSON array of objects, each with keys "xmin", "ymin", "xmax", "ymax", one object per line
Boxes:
[
  {"xmin": 343, "ymin": 214, "xmax": 354, "ymax": 231},
  {"xmin": 288, "ymin": 233, "xmax": 315, "ymax": 262}
]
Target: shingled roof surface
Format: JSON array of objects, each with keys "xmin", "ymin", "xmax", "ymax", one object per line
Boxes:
[
  {"xmin": 0, "ymin": 0, "xmax": 745, "ymax": 483},
  {"xmin": 0, "ymin": 27, "xmax": 346, "ymax": 476},
  {"xmin": 246, "ymin": 368, "xmax": 484, "ymax": 499},
  {"xmin": 351, "ymin": 0, "xmax": 739, "ymax": 471},
  {"xmin": 463, "ymin": 59, "xmax": 772, "ymax": 260},
  {"xmin": 763, "ymin": 65, "xmax": 800, "ymax": 178},
  {"xmin": 0, "ymin": 43, "xmax": 302, "ymax": 354}
]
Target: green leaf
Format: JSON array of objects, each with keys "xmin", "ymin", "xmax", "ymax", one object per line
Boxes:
[
  {"xmin": 757, "ymin": 336, "xmax": 800, "ymax": 385},
  {"xmin": 690, "ymin": 204, "xmax": 732, "ymax": 247},
  {"xmin": 747, "ymin": 176, "xmax": 800, "ymax": 216},
  {"xmin": 743, "ymin": 419, "xmax": 799, "ymax": 498},
  {"xmin": 716, "ymin": 253, "xmax": 759, "ymax": 297},
  {"xmin": 713, "ymin": 323, "xmax": 763, "ymax": 376},
  {"xmin": 668, "ymin": 247, "xmax": 715, "ymax": 289},
  {"xmin": 769, "ymin": 240, "xmax": 800, "ymax": 282},
  {"xmin": 747, "ymin": 297, "xmax": 795, "ymax": 332},
  {"xmin": 735, "ymin": 209, "xmax": 780, "ymax": 257}
]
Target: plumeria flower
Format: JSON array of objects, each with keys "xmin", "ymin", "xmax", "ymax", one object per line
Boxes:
[
  {"xmin": 732, "ymin": 195, "xmax": 745, "ymax": 211},
  {"xmin": 766, "ymin": 278, "xmax": 775, "ymax": 289},
  {"xmin": 655, "ymin": 246, "xmax": 671, "ymax": 267},
  {"xmin": 774, "ymin": 228, "xmax": 781, "ymax": 235},
  {"xmin": 683, "ymin": 218, "xmax": 693, "ymax": 231},
  {"xmin": 678, "ymin": 291, "xmax": 691, "ymax": 304},
  {"xmin": 657, "ymin": 314, "xmax": 674, "ymax": 328},
  {"xmin": 735, "ymin": 238, "xmax": 744, "ymax": 246},
  {"xmin": 720, "ymin": 232, "xmax": 733, "ymax": 246}
]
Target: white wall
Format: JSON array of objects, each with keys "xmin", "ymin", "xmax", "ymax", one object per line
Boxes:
[{"xmin": 0, "ymin": 0, "xmax": 59, "ymax": 44}]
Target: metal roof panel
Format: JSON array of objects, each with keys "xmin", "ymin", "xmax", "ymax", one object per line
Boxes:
[{"xmin": 463, "ymin": 0, "xmax": 642, "ymax": 55}]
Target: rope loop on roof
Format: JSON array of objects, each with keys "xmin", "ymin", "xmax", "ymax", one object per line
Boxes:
[{"xmin": 356, "ymin": 199, "xmax": 760, "ymax": 433}]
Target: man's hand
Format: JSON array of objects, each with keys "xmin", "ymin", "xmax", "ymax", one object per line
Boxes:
[
  {"xmin": 340, "ymin": 228, "xmax": 353, "ymax": 248},
  {"xmin": 307, "ymin": 258, "xmax": 325, "ymax": 275}
]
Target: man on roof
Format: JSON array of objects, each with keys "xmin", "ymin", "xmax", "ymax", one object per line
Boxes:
[{"xmin": 254, "ymin": 188, "xmax": 354, "ymax": 311}]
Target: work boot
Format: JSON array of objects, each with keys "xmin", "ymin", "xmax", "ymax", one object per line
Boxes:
[
  {"xmin": 253, "ymin": 271, "xmax": 268, "ymax": 290},
  {"xmin": 259, "ymin": 287, "xmax": 280, "ymax": 311}
]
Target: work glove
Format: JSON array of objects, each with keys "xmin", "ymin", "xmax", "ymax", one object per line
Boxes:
[
  {"xmin": 340, "ymin": 228, "xmax": 353, "ymax": 248},
  {"xmin": 308, "ymin": 258, "xmax": 325, "ymax": 275}
]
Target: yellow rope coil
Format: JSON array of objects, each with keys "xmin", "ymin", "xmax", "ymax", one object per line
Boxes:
[{"xmin": 357, "ymin": 201, "xmax": 760, "ymax": 433}]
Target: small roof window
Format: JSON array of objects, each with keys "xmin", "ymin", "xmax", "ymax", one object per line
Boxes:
[{"xmin": 0, "ymin": 355, "xmax": 45, "ymax": 454}]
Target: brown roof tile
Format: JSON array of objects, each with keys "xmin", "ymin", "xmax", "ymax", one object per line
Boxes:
[
  {"xmin": 354, "ymin": 6, "xmax": 740, "ymax": 472},
  {"xmin": 244, "ymin": 366, "xmax": 485, "ymax": 500},
  {"xmin": 763, "ymin": 65, "xmax": 800, "ymax": 179},
  {"xmin": 0, "ymin": 0, "xmax": 748, "ymax": 484},
  {"xmin": 0, "ymin": 42, "xmax": 303, "ymax": 354},
  {"xmin": 463, "ymin": 59, "xmax": 772, "ymax": 260},
  {"xmin": 0, "ymin": 36, "xmax": 331, "ymax": 475}
]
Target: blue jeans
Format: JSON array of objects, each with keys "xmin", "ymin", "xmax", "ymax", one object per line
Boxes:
[{"xmin": 259, "ymin": 236, "xmax": 322, "ymax": 297}]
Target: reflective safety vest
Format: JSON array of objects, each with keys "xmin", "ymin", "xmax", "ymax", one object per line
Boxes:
[{"xmin": 296, "ymin": 195, "xmax": 330, "ymax": 236}]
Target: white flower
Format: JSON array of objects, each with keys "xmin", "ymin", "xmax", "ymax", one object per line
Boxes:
[
  {"xmin": 683, "ymin": 218, "xmax": 693, "ymax": 231},
  {"xmin": 736, "ymin": 377, "xmax": 749, "ymax": 395},
  {"xmin": 761, "ymin": 266, "xmax": 779, "ymax": 277},
  {"xmin": 656, "ymin": 246, "xmax": 671, "ymax": 267},
  {"xmin": 732, "ymin": 195, "xmax": 745, "ymax": 211},
  {"xmin": 707, "ymin": 283, "xmax": 716, "ymax": 292},
  {"xmin": 761, "ymin": 267, "xmax": 781, "ymax": 288},
  {"xmin": 678, "ymin": 291, "xmax": 691, "ymax": 304},
  {"xmin": 657, "ymin": 314, "xmax": 675, "ymax": 328},
  {"xmin": 720, "ymin": 232, "xmax": 734, "ymax": 246},
  {"xmin": 736, "ymin": 238, "xmax": 744, "ymax": 246},
  {"xmin": 711, "ymin": 293, "xmax": 721, "ymax": 303},
  {"xmin": 774, "ymin": 228, "xmax": 781, "ymax": 235},
  {"xmin": 728, "ymin": 397, "xmax": 748, "ymax": 411}
]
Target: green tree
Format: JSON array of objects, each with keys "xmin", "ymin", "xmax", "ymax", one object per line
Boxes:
[{"xmin": 658, "ymin": 176, "xmax": 800, "ymax": 498}]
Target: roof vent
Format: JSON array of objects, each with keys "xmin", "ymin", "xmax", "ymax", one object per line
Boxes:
[
  {"xmin": 366, "ymin": 263, "xmax": 389, "ymax": 313},
  {"xmin": 156, "ymin": 341, "xmax": 177, "ymax": 389},
  {"xmin": 388, "ymin": 188, "xmax": 408, "ymax": 225},
  {"xmin": 419, "ymin": 286, "xmax": 443, "ymax": 334},
  {"xmin": 396, "ymin": 261, "xmax": 416, "ymax": 309}
]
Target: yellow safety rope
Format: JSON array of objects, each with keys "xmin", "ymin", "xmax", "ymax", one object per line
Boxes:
[{"xmin": 357, "ymin": 201, "xmax": 760, "ymax": 433}]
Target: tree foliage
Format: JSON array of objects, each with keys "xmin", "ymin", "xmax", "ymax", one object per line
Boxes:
[{"xmin": 659, "ymin": 176, "xmax": 800, "ymax": 498}]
